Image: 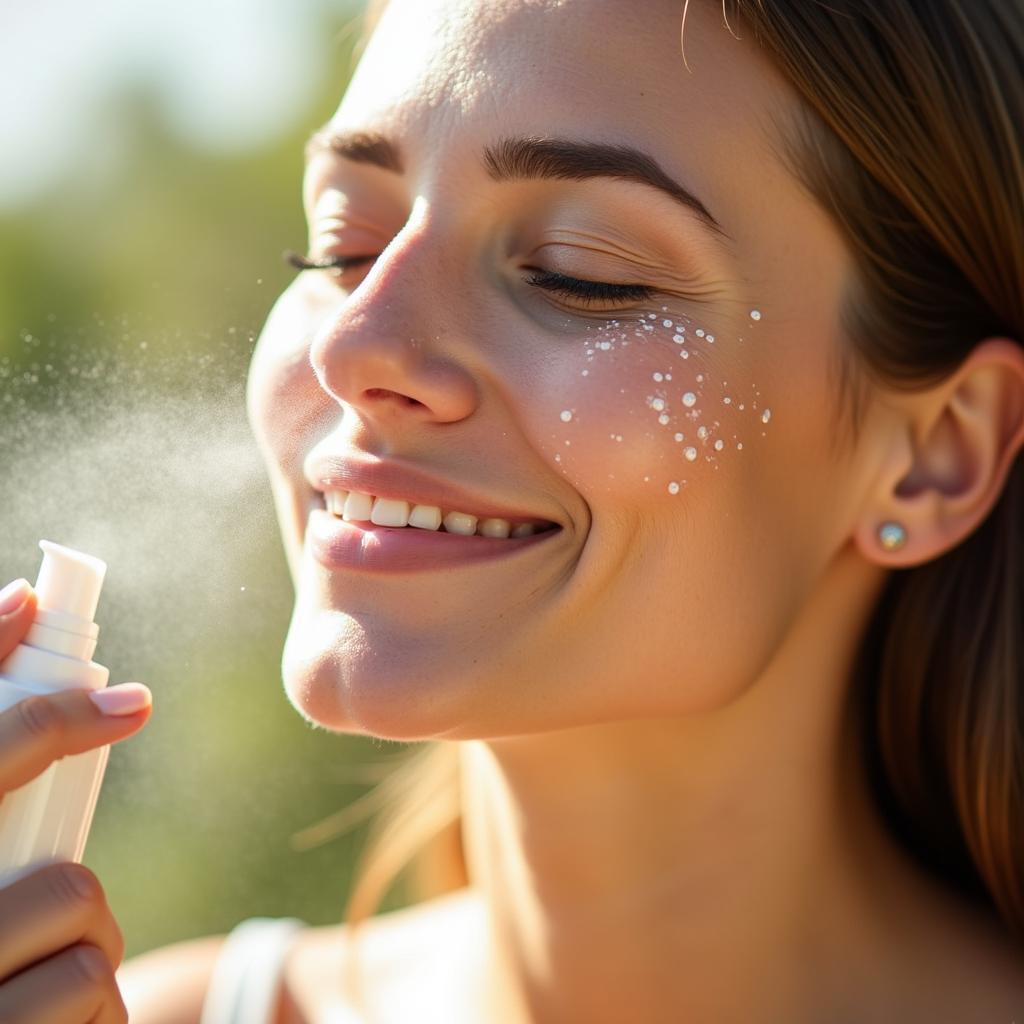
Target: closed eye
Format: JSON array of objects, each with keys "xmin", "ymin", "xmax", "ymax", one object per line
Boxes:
[
  {"xmin": 526, "ymin": 269, "xmax": 656, "ymax": 306},
  {"xmin": 284, "ymin": 250, "xmax": 377, "ymax": 274}
]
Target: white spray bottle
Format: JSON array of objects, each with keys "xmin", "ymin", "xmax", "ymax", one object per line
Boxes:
[{"xmin": 0, "ymin": 540, "xmax": 111, "ymax": 889}]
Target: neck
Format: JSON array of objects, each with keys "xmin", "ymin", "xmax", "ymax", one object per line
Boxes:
[{"xmin": 459, "ymin": 545, "xmax": 922, "ymax": 1023}]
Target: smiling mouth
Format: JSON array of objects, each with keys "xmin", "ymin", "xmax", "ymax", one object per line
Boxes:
[{"xmin": 319, "ymin": 488, "xmax": 560, "ymax": 540}]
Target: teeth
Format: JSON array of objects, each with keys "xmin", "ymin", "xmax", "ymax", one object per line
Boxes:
[
  {"xmin": 342, "ymin": 491, "xmax": 374, "ymax": 522},
  {"xmin": 370, "ymin": 497, "xmax": 411, "ymax": 527},
  {"xmin": 408, "ymin": 504, "xmax": 443, "ymax": 531},
  {"xmin": 478, "ymin": 518, "xmax": 511, "ymax": 539},
  {"xmin": 323, "ymin": 489, "xmax": 551, "ymax": 539},
  {"xmin": 326, "ymin": 490, "xmax": 348, "ymax": 515},
  {"xmin": 443, "ymin": 511, "xmax": 478, "ymax": 536}
]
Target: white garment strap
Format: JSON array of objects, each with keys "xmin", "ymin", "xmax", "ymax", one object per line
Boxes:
[{"xmin": 199, "ymin": 917, "xmax": 307, "ymax": 1024}]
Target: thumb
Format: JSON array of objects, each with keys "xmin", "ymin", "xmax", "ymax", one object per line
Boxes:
[{"xmin": 0, "ymin": 580, "xmax": 37, "ymax": 663}]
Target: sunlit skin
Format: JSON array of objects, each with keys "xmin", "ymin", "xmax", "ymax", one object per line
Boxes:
[{"xmin": 246, "ymin": 0, "xmax": 1024, "ymax": 1020}]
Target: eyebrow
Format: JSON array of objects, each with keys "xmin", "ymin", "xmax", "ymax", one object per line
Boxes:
[
  {"xmin": 305, "ymin": 129, "xmax": 727, "ymax": 241},
  {"xmin": 305, "ymin": 128, "xmax": 404, "ymax": 173}
]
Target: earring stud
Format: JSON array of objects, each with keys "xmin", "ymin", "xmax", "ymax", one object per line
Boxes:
[{"xmin": 878, "ymin": 521, "xmax": 907, "ymax": 551}]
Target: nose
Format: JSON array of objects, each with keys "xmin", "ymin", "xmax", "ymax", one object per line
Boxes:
[{"xmin": 308, "ymin": 218, "xmax": 479, "ymax": 427}]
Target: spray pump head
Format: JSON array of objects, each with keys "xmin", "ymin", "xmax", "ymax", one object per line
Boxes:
[{"xmin": 34, "ymin": 541, "xmax": 107, "ymax": 624}]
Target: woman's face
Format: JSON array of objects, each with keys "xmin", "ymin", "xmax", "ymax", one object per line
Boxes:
[{"xmin": 248, "ymin": 0, "xmax": 866, "ymax": 739}]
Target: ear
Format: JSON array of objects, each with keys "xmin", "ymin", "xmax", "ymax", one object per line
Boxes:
[{"xmin": 853, "ymin": 337, "xmax": 1024, "ymax": 569}]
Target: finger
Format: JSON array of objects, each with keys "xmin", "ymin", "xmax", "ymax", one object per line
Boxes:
[
  {"xmin": 0, "ymin": 862, "xmax": 125, "ymax": 983},
  {"xmin": 0, "ymin": 579, "xmax": 37, "ymax": 662},
  {"xmin": 0, "ymin": 686, "xmax": 152, "ymax": 799},
  {"xmin": 0, "ymin": 942, "xmax": 128, "ymax": 1024}
]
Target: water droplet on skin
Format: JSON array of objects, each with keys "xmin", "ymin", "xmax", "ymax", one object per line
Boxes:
[
  {"xmin": 698, "ymin": 426, "xmax": 708, "ymax": 439},
  {"xmin": 762, "ymin": 409, "xmax": 772, "ymax": 423},
  {"xmin": 684, "ymin": 447, "xmax": 698, "ymax": 462},
  {"xmin": 696, "ymin": 375, "xmax": 704, "ymax": 383},
  {"xmin": 673, "ymin": 334, "xmax": 685, "ymax": 344},
  {"xmin": 678, "ymin": 350, "xmax": 689, "ymax": 359},
  {"xmin": 750, "ymin": 309, "xmax": 762, "ymax": 321},
  {"xmin": 560, "ymin": 410, "xmax": 573, "ymax": 422},
  {"xmin": 668, "ymin": 481, "xmax": 680, "ymax": 495},
  {"xmin": 682, "ymin": 392, "xmax": 696, "ymax": 407},
  {"xmin": 714, "ymin": 440, "xmax": 724, "ymax": 451},
  {"xmin": 658, "ymin": 413, "xmax": 670, "ymax": 425},
  {"xmin": 737, "ymin": 442, "xmax": 744, "ymax": 450},
  {"xmin": 653, "ymin": 372, "xmax": 664, "ymax": 382},
  {"xmin": 706, "ymin": 335, "xmax": 715, "ymax": 343},
  {"xmin": 651, "ymin": 398, "xmax": 666, "ymax": 411},
  {"xmin": 724, "ymin": 397, "xmax": 732, "ymax": 405},
  {"xmin": 674, "ymin": 432, "xmax": 684, "ymax": 442}
]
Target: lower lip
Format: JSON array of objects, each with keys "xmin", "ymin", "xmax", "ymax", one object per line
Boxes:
[{"xmin": 307, "ymin": 508, "xmax": 562, "ymax": 574}]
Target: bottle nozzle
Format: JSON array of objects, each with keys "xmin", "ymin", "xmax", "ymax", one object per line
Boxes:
[{"xmin": 34, "ymin": 541, "xmax": 106, "ymax": 625}]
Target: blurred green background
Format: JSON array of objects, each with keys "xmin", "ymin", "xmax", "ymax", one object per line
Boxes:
[{"xmin": 0, "ymin": 0, "xmax": 419, "ymax": 958}]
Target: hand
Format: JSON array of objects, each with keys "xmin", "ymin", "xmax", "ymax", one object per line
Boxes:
[{"xmin": 0, "ymin": 578, "xmax": 152, "ymax": 1023}]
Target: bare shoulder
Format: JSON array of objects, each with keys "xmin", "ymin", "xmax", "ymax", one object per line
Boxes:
[
  {"xmin": 116, "ymin": 932, "xmax": 230, "ymax": 1024},
  {"xmin": 284, "ymin": 887, "xmax": 488, "ymax": 1024},
  {"xmin": 114, "ymin": 888, "xmax": 485, "ymax": 1024}
]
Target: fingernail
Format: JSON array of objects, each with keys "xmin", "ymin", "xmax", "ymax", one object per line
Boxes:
[
  {"xmin": 89, "ymin": 683, "xmax": 152, "ymax": 716},
  {"xmin": 0, "ymin": 579, "xmax": 30, "ymax": 615}
]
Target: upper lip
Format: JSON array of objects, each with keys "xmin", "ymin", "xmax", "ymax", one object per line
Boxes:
[{"xmin": 303, "ymin": 451, "xmax": 561, "ymax": 527}]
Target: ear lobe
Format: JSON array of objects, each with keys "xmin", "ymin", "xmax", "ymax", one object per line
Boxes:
[{"xmin": 856, "ymin": 337, "xmax": 1024, "ymax": 570}]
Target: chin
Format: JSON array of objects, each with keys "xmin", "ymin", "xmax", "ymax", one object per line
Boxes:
[{"xmin": 279, "ymin": 603, "xmax": 498, "ymax": 741}]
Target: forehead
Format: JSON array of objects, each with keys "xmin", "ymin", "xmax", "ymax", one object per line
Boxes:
[{"xmin": 333, "ymin": 0, "xmax": 797, "ymax": 210}]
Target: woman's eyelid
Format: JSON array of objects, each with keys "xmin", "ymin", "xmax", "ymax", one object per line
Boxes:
[{"xmin": 527, "ymin": 240, "xmax": 665, "ymax": 286}]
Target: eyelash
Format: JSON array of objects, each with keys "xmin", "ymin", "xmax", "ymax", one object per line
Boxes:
[
  {"xmin": 284, "ymin": 251, "xmax": 657, "ymax": 308},
  {"xmin": 285, "ymin": 251, "xmax": 375, "ymax": 273},
  {"xmin": 524, "ymin": 269, "xmax": 655, "ymax": 306}
]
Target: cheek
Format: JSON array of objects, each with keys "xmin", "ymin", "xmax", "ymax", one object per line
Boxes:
[
  {"xmin": 246, "ymin": 288, "xmax": 337, "ymax": 472},
  {"xmin": 515, "ymin": 314, "xmax": 774, "ymax": 502}
]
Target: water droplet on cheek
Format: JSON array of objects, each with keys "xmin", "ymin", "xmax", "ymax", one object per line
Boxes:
[{"xmin": 560, "ymin": 410, "xmax": 573, "ymax": 422}]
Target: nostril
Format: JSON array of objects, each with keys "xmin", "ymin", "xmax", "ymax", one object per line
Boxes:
[{"xmin": 365, "ymin": 388, "xmax": 423, "ymax": 407}]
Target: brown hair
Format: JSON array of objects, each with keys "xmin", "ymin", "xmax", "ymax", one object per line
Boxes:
[{"xmin": 299, "ymin": 0, "xmax": 1024, "ymax": 1003}]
